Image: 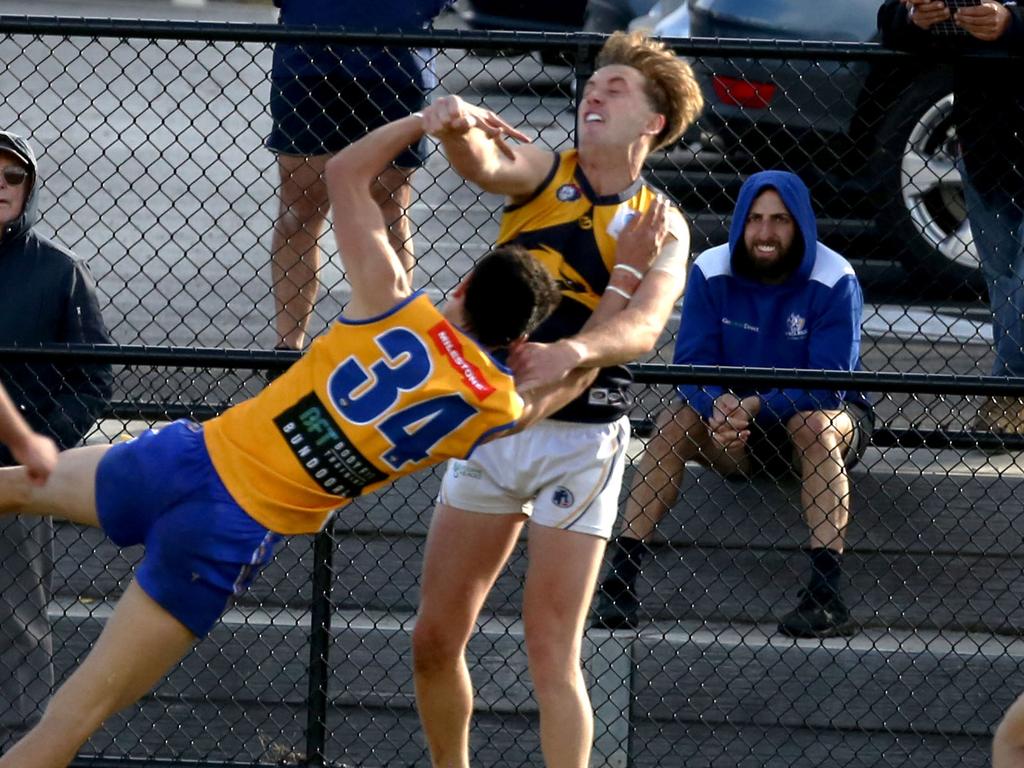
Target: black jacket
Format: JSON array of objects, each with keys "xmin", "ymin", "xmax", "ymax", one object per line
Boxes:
[
  {"xmin": 0, "ymin": 132, "xmax": 112, "ymax": 463},
  {"xmin": 877, "ymin": 0, "xmax": 1024, "ymax": 196}
]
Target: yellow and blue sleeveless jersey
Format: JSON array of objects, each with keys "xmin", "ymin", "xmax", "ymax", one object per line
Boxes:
[
  {"xmin": 204, "ymin": 292, "xmax": 522, "ymax": 535},
  {"xmin": 497, "ymin": 149, "xmax": 671, "ymax": 422}
]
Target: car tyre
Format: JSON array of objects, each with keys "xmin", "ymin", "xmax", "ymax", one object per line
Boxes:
[{"xmin": 873, "ymin": 70, "xmax": 984, "ymax": 294}]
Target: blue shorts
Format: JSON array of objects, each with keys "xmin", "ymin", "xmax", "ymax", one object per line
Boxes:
[
  {"xmin": 266, "ymin": 73, "xmax": 429, "ymax": 164},
  {"xmin": 95, "ymin": 420, "xmax": 283, "ymax": 638}
]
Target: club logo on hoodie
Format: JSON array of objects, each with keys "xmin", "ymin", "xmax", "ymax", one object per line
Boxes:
[{"xmin": 786, "ymin": 313, "xmax": 807, "ymax": 340}]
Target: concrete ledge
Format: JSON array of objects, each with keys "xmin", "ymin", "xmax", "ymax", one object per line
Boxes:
[
  {"xmin": 632, "ymin": 721, "xmax": 989, "ymax": 768},
  {"xmin": 629, "ymin": 620, "xmax": 1024, "ymax": 737},
  {"xmin": 49, "ymin": 602, "xmax": 1016, "ymax": 762},
  {"xmin": 53, "ymin": 452, "xmax": 1024, "ymax": 633}
]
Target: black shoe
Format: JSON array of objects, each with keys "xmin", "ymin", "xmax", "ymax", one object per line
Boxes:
[
  {"xmin": 590, "ymin": 579, "xmax": 640, "ymax": 630},
  {"xmin": 777, "ymin": 589, "xmax": 857, "ymax": 639}
]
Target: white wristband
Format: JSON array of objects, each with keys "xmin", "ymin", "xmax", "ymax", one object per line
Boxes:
[
  {"xmin": 612, "ymin": 263, "xmax": 645, "ymax": 281},
  {"xmin": 606, "ymin": 285, "xmax": 633, "ymax": 301}
]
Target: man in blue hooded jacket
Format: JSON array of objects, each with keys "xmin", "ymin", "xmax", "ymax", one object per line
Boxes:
[{"xmin": 593, "ymin": 170, "xmax": 874, "ymax": 638}]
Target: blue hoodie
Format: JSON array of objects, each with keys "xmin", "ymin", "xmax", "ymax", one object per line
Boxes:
[{"xmin": 675, "ymin": 171, "xmax": 869, "ymax": 424}]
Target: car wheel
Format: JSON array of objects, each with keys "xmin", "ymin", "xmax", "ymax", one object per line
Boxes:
[{"xmin": 874, "ymin": 72, "xmax": 983, "ymax": 292}]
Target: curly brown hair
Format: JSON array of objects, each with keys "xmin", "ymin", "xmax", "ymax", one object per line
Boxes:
[
  {"xmin": 463, "ymin": 245, "xmax": 561, "ymax": 349},
  {"xmin": 595, "ymin": 30, "xmax": 704, "ymax": 151}
]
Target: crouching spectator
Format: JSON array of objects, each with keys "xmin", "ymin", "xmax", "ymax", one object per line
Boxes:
[
  {"xmin": 0, "ymin": 130, "xmax": 112, "ymax": 752},
  {"xmin": 593, "ymin": 170, "xmax": 874, "ymax": 639}
]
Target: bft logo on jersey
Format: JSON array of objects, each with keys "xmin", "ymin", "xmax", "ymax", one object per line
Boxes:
[{"xmin": 786, "ymin": 313, "xmax": 807, "ymax": 339}]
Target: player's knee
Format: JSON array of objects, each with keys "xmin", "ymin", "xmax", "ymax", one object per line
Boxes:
[
  {"xmin": 789, "ymin": 411, "xmax": 841, "ymax": 451},
  {"xmin": 275, "ymin": 197, "xmax": 327, "ymax": 235},
  {"xmin": 526, "ymin": 643, "xmax": 580, "ymax": 700},
  {"xmin": 411, "ymin": 620, "xmax": 464, "ymax": 675},
  {"xmin": 523, "ymin": 622, "xmax": 577, "ymax": 682}
]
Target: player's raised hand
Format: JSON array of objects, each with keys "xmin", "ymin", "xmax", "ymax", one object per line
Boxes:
[
  {"xmin": 421, "ymin": 96, "xmax": 530, "ymax": 159},
  {"xmin": 615, "ymin": 196, "xmax": 671, "ymax": 276}
]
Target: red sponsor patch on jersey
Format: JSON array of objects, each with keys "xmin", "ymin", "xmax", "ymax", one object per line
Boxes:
[{"xmin": 428, "ymin": 321, "xmax": 496, "ymax": 402}]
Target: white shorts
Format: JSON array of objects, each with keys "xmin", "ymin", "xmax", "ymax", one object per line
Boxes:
[{"xmin": 438, "ymin": 417, "xmax": 631, "ymax": 539}]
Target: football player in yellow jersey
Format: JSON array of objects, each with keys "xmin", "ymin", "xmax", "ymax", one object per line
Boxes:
[
  {"xmin": 412, "ymin": 31, "xmax": 704, "ymax": 768},
  {"xmin": 0, "ymin": 104, "xmax": 669, "ymax": 767}
]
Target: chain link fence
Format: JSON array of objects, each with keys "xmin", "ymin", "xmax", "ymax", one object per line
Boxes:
[{"xmin": 0, "ymin": 15, "xmax": 1019, "ymax": 768}]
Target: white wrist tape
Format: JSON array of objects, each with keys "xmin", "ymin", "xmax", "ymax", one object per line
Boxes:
[{"xmin": 612, "ymin": 263, "xmax": 645, "ymax": 281}]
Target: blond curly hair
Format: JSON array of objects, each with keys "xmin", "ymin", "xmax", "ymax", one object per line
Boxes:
[{"xmin": 595, "ymin": 30, "xmax": 704, "ymax": 150}]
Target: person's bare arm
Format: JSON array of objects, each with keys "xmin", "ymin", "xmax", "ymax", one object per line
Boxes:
[
  {"xmin": 421, "ymin": 95, "xmax": 555, "ymax": 202},
  {"xmin": 510, "ymin": 200, "xmax": 689, "ymax": 391},
  {"xmin": 323, "ymin": 115, "xmax": 427, "ymax": 319},
  {"xmin": 994, "ymin": 690, "xmax": 1024, "ymax": 768},
  {"xmin": 505, "ymin": 367, "xmax": 601, "ymax": 437},
  {"xmin": 0, "ymin": 384, "xmax": 57, "ymax": 485}
]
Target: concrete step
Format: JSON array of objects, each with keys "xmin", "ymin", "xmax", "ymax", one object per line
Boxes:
[
  {"xmin": 49, "ymin": 601, "xmax": 1014, "ymax": 768},
  {"xmin": 51, "ymin": 449, "xmax": 1024, "ymax": 633},
  {"xmin": 648, "ymin": 449, "xmax": 1024, "ymax": 556},
  {"xmin": 632, "ymin": 722, "xmax": 988, "ymax": 768}
]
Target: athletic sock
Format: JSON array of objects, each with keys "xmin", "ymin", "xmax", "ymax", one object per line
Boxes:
[{"xmin": 807, "ymin": 547, "xmax": 844, "ymax": 598}]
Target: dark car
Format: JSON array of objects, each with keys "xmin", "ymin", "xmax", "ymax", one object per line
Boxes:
[
  {"xmin": 648, "ymin": 0, "xmax": 972, "ymax": 290},
  {"xmin": 458, "ymin": 0, "xmax": 588, "ymax": 33},
  {"xmin": 458, "ymin": 0, "xmax": 660, "ymax": 34}
]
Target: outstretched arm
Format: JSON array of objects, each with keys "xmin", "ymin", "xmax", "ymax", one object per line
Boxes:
[
  {"xmin": 503, "ymin": 367, "xmax": 601, "ymax": 437},
  {"xmin": 0, "ymin": 383, "xmax": 57, "ymax": 485},
  {"xmin": 324, "ymin": 115, "xmax": 428, "ymax": 319},
  {"xmin": 421, "ymin": 95, "xmax": 554, "ymax": 202}
]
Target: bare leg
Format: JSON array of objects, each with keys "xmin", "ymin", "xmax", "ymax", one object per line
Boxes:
[
  {"xmin": 271, "ymin": 153, "xmax": 330, "ymax": 351},
  {"xmin": 595, "ymin": 402, "xmax": 747, "ymax": 627},
  {"xmin": 0, "ymin": 580, "xmax": 196, "ymax": 768},
  {"xmin": 0, "ymin": 445, "xmax": 110, "ymax": 526},
  {"xmin": 522, "ymin": 526, "xmax": 606, "ymax": 768},
  {"xmin": 271, "ymin": 158, "xmax": 416, "ymax": 350},
  {"xmin": 787, "ymin": 410, "xmax": 855, "ymax": 551},
  {"xmin": 412, "ymin": 504, "xmax": 525, "ymax": 768},
  {"xmin": 620, "ymin": 403, "xmax": 705, "ymax": 541}
]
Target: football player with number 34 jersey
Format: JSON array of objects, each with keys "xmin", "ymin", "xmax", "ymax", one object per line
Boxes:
[{"xmin": 0, "ymin": 111, "xmax": 625, "ymax": 768}]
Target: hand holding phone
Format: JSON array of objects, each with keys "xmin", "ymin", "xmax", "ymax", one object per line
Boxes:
[
  {"xmin": 927, "ymin": 0, "xmax": 982, "ymax": 36},
  {"xmin": 951, "ymin": 0, "xmax": 1014, "ymax": 41}
]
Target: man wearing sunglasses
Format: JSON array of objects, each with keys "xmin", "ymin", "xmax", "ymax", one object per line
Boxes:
[{"xmin": 0, "ymin": 131, "xmax": 112, "ymax": 755}]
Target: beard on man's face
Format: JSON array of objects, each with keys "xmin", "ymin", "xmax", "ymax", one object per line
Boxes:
[{"xmin": 734, "ymin": 235, "xmax": 803, "ymax": 282}]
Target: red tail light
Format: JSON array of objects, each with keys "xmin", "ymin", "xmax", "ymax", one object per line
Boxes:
[{"xmin": 712, "ymin": 75, "xmax": 777, "ymax": 108}]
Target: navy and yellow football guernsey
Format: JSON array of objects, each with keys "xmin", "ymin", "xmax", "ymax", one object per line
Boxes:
[
  {"xmin": 497, "ymin": 149, "xmax": 671, "ymax": 422},
  {"xmin": 204, "ymin": 292, "xmax": 522, "ymax": 535}
]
